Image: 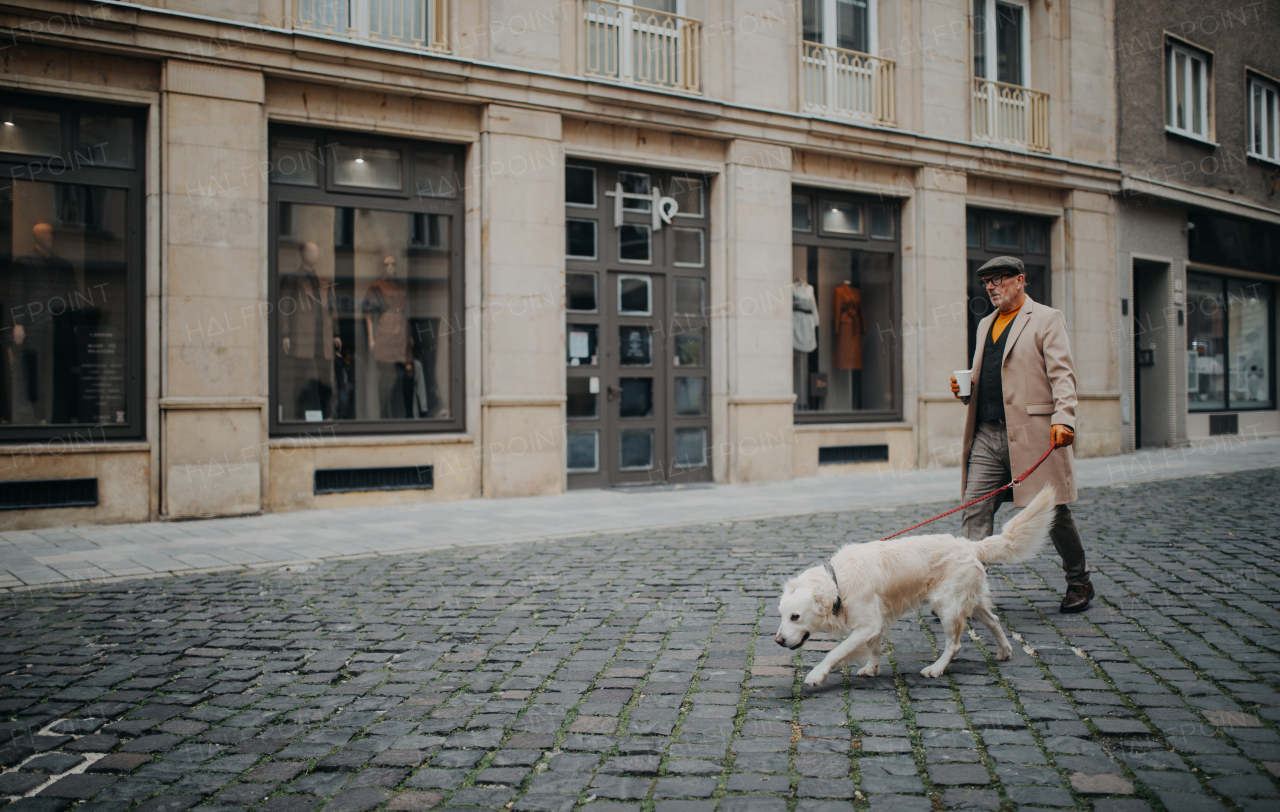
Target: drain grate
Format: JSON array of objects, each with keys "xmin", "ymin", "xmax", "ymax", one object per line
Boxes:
[
  {"xmin": 818, "ymin": 444, "xmax": 889, "ymax": 465},
  {"xmin": 0, "ymin": 478, "xmax": 98, "ymax": 510},
  {"xmin": 314, "ymin": 465, "xmax": 433, "ymax": 495}
]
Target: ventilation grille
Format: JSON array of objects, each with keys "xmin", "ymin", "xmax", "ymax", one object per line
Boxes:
[
  {"xmin": 818, "ymin": 444, "xmax": 890, "ymax": 465},
  {"xmin": 1208, "ymin": 413, "xmax": 1238, "ymax": 436},
  {"xmin": 314, "ymin": 465, "xmax": 434, "ymax": 495},
  {"xmin": 0, "ymin": 478, "xmax": 98, "ymax": 510}
]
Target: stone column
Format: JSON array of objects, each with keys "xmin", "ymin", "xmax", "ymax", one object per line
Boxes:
[
  {"xmin": 1064, "ymin": 189, "xmax": 1120, "ymax": 457},
  {"xmin": 480, "ymin": 105, "xmax": 565, "ymax": 497},
  {"xmin": 721, "ymin": 140, "xmax": 794, "ymax": 483},
  {"xmin": 160, "ymin": 61, "xmax": 266, "ymax": 518},
  {"xmin": 913, "ymin": 166, "xmax": 970, "ymax": 471}
]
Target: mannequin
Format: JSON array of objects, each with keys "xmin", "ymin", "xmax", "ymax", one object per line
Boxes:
[
  {"xmin": 833, "ymin": 280, "xmax": 865, "ymax": 409},
  {"xmin": 279, "ymin": 241, "xmax": 341, "ymax": 420},
  {"xmin": 363, "ymin": 254, "xmax": 413, "ymax": 418},
  {"xmin": 792, "ymin": 277, "xmax": 819, "ymax": 353}
]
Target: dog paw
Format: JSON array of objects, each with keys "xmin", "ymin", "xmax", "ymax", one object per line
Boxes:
[
  {"xmin": 996, "ymin": 648, "xmax": 1012, "ymax": 661},
  {"xmin": 919, "ymin": 666, "xmax": 945, "ymax": 679},
  {"xmin": 803, "ymin": 669, "xmax": 828, "ymax": 687},
  {"xmin": 856, "ymin": 664, "xmax": 879, "ymax": 677}
]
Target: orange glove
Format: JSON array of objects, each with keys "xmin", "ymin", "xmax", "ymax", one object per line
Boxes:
[{"xmin": 1050, "ymin": 424, "xmax": 1074, "ymax": 448}]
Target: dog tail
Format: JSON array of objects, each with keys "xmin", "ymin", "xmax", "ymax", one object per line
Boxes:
[{"xmin": 973, "ymin": 485, "xmax": 1057, "ymax": 564}]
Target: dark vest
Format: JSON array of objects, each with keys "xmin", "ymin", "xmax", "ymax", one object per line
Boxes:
[{"xmin": 977, "ymin": 317, "xmax": 1013, "ymax": 423}]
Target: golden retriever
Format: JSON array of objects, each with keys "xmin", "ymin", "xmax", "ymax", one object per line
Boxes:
[{"xmin": 774, "ymin": 485, "xmax": 1056, "ymax": 683}]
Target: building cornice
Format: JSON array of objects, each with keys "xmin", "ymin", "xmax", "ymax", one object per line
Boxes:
[
  {"xmin": 6, "ymin": 0, "xmax": 1121, "ymax": 193},
  {"xmin": 1121, "ymin": 174, "xmax": 1280, "ymax": 226}
]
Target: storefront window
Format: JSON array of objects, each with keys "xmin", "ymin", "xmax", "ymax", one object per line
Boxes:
[
  {"xmin": 965, "ymin": 208, "xmax": 1051, "ymax": 361},
  {"xmin": 270, "ymin": 130, "xmax": 464, "ymax": 435},
  {"xmin": 0, "ymin": 96, "xmax": 143, "ymax": 440},
  {"xmin": 792, "ymin": 189, "xmax": 900, "ymax": 419},
  {"xmin": 1186, "ymin": 273, "xmax": 1274, "ymax": 411}
]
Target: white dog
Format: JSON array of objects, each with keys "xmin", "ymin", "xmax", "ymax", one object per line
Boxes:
[{"xmin": 774, "ymin": 485, "xmax": 1057, "ymax": 683}]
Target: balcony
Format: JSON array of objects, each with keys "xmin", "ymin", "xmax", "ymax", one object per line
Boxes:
[
  {"xmin": 582, "ymin": 0, "xmax": 702, "ymax": 94},
  {"xmin": 295, "ymin": 0, "xmax": 450, "ymax": 53},
  {"xmin": 972, "ymin": 78, "xmax": 1050, "ymax": 153},
  {"xmin": 800, "ymin": 41, "xmax": 896, "ymax": 127}
]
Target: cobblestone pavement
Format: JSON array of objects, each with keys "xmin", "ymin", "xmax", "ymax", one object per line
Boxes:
[{"xmin": 3, "ymin": 468, "xmax": 1280, "ymax": 812}]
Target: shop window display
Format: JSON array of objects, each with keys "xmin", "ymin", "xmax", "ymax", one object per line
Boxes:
[
  {"xmin": 0, "ymin": 96, "xmax": 143, "ymax": 440},
  {"xmin": 270, "ymin": 131, "xmax": 464, "ymax": 435},
  {"xmin": 792, "ymin": 190, "xmax": 900, "ymax": 419},
  {"xmin": 1186, "ymin": 273, "xmax": 1274, "ymax": 411}
]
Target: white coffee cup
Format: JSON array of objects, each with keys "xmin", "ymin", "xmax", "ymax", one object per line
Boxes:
[{"xmin": 954, "ymin": 370, "xmax": 972, "ymax": 398}]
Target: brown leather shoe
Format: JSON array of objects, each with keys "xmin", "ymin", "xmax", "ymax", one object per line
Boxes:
[{"xmin": 1059, "ymin": 582, "xmax": 1094, "ymax": 614}]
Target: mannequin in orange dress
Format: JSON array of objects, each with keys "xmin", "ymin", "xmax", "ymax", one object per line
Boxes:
[{"xmin": 833, "ymin": 281, "xmax": 865, "ymax": 409}]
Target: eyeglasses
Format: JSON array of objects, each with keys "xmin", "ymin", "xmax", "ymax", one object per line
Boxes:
[{"xmin": 982, "ymin": 273, "xmax": 1017, "ymax": 288}]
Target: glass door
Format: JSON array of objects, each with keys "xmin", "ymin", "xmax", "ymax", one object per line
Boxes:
[
  {"xmin": 609, "ymin": 272, "xmax": 666, "ymax": 484},
  {"xmin": 565, "ymin": 163, "xmax": 710, "ymax": 488}
]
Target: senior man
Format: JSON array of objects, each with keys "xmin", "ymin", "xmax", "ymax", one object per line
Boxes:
[{"xmin": 950, "ymin": 256, "xmax": 1092, "ymax": 613}]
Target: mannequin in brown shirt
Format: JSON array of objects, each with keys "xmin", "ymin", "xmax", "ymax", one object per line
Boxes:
[
  {"xmin": 363, "ymin": 254, "xmax": 413, "ymax": 418},
  {"xmin": 279, "ymin": 241, "xmax": 340, "ymax": 419}
]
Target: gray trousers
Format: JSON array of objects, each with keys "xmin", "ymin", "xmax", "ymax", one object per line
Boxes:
[{"xmin": 961, "ymin": 420, "xmax": 1090, "ymax": 587}]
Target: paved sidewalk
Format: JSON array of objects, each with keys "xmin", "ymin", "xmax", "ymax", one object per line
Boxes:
[{"xmin": 2, "ymin": 435, "xmax": 1278, "ymax": 589}]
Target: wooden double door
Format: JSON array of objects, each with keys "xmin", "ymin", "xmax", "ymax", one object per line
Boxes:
[{"xmin": 564, "ymin": 163, "xmax": 711, "ymax": 488}]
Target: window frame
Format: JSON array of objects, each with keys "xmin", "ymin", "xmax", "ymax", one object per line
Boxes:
[
  {"xmin": 325, "ymin": 133, "xmax": 411, "ymax": 198},
  {"xmin": 791, "ymin": 186, "xmax": 902, "ymax": 425},
  {"xmin": 0, "ymin": 92, "xmax": 147, "ymax": 443},
  {"xmin": 1247, "ymin": 71, "xmax": 1280, "ymax": 165},
  {"xmin": 1185, "ymin": 271, "xmax": 1276, "ymax": 413},
  {"xmin": 1165, "ymin": 39, "xmax": 1214, "ymax": 143},
  {"xmin": 803, "ymin": 0, "xmax": 877, "ymax": 55},
  {"xmin": 972, "ymin": 0, "xmax": 1030, "ymax": 87},
  {"xmin": 268, "ymin": 126, "xmax": 466, "ymax": 437}
]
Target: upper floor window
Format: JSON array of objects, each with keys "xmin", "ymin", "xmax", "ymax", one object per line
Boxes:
[
  {"xmin": 972, "ymin": 0, "xmax": 1027, "ymax": 87},
  {"xmin": 799, "ymin": 0, "xmax": 895, "ymax": 126},
  {"xmin": 582, "ymin": 0, "xmax": 702, "ymax": 94},
  {"xmin": 1167, "ymin": 41, "xmax": 1211, "ymax": 141},
  {"xmin": 295, "ymin": 0, "xmax": 450, "ymax": 53},
  {"xmin": 802, "ymin": 0, "xmax": 873, "ymax": 55},
  {"xmin": 970, "ymin": 0, "xmax": 1046, "ymax": 151},
  {"xmin": 1247, "ymin": 73, "xmax": 1279, "ymax": 164}
]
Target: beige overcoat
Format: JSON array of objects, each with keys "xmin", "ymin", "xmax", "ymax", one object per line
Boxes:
[{"xmin": 961, "ymin": 295, "xmax": 1078, "ymax": 508}]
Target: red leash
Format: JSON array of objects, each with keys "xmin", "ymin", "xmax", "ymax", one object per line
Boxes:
[{"xmin": 880, "ymin": 442, "xmax": 1060, "ymax": 540}]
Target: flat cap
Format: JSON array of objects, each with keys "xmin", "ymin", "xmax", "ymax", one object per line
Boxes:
[{"xmin": 975, "ymin": 256, "xmax": 1025, "ymax": 277}]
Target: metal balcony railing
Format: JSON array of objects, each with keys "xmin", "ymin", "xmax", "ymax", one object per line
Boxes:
[
  {"xmin": 800, "ymin": 41, "xmax": 896, "ymax": 126},
  {"xmin": 972, "ymin": 78, "xmax": 1050, "ymax": 152},
  {"xmin": 295, "ymin": 0, "xmax": 450, "ymax": 53},
  {"xmin": 582, "ymin": 0, "xmax": 702, "ymax": 94}
]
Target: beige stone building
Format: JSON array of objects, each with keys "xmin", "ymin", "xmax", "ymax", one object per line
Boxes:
[{"xmin": 0, "ymin": 0, "xmax": 1121, "ymax": 528}]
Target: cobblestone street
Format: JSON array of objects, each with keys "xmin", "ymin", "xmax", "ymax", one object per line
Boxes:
[{"xmin": 3, "ymin": 467, "xmax": 1280, "ymax": 812}]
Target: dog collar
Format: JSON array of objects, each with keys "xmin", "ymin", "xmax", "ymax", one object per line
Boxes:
[{"xmin": 823, "ymin": 562, "xmax": 842, "ymax": 616}]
